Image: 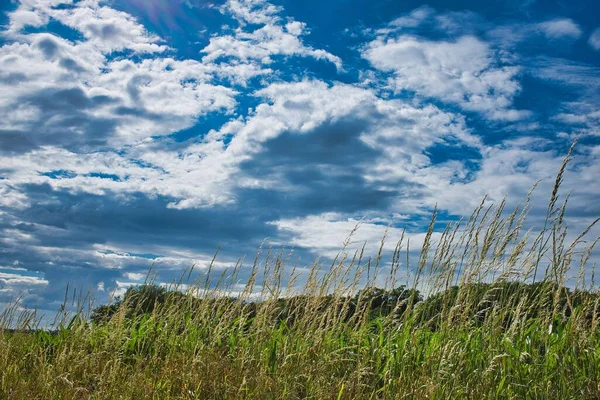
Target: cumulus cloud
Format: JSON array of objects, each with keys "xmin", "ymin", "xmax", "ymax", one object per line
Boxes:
[
  {"xmin": 7, "ymin": 79, "xmax": 468, "ymax": 211},
  {"xmin": 0, "ymin": 0, "xmax": 342, "ymax": 161},
  {"xmin": 362, "ymin": 35, "xmax": 528, "ymax": 120},
  {"xmin": 202, "ymin": 0, "xmax": 342, "ymax": 70},
  {"xmin": 224, "ymin": 0, "xmax": 282, "ymax": 25},
  {"xmin": 0, "ymin": 8, "xmax": 238, "ymax": 154},
  {"xmin": 7, "ymin": 0, "xmax": 169, "ymax": 53}
]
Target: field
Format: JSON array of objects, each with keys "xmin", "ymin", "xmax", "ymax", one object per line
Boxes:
[{"xmin": 1, "ymin": 149, "xmax": 599, "ymax": 399}]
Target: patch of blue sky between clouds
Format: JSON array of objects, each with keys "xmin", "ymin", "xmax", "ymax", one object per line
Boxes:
[{"xmin": 0, "ymin": 0, "xmax": 598, "ymax": 314}]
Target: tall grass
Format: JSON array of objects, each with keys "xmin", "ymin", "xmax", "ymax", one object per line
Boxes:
[{"xmin": 1, "ymin": 147, "xmax": 599, "ymax": 399}]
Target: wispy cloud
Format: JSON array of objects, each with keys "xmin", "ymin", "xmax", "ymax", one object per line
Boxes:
[
  {"xmin": 589, "ymin": 27, "xmax": 600, "ymax": 50},
  {"xmin": 536, "ymin": 18, "xmax": 582, "ymax": 40}
]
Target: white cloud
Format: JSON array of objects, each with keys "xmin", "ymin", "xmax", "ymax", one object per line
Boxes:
[
  {"xmin": 553, "ymin": 113, "xmax": 588, "ymax": 124},
  {"xmin": 433, "ymin": 11, "xmax": 482, "ymax": 35},
  {"xmin": 537, "ymin": 18, "xmax": 582, "ymax": 40},
  {"xmin": 551, "ymin": 106, "xmax": 600, "ymax": 137},
  {"xmin": 0, "ymin": 2, "xmax": 594, "ymax": 220},
  {"xmin": 0, "ymin": 211, "xmax": 229, "ymax": 275},
  {"xmin": 371, "ymin": 6, "xmax": 480, "ymax": 37},
  {"xmin": 93, "ymin": 247, "xmax": 227, "ymax": 271},
  {"xmin": 531, "ymin": 57, "xmax": 600, "ymax": 88},
  {"xmin": 530, "ymin": 57, "xmax": 600, "ymax": 135},
  {"xmin": 0, "ymin": 1, "xmax": 244, "ymax": 214},
  {"xmin": 223, "ymin": 79, "xmax": 476, "ymax": 185},
  {"xmin": 385, "ymin": 6, "xmax": 433, "ymax": 30},
  {"xmin": 0, "ymin": 0, "xmax": 343, "ymax": 186},
  {"xmin": 362, "ymin": 35, "xmax": 528, "ymax": 120},
  {"xmin": 270, "ymin": 213, "xmax": 442, "ymax": 258},
  {"xmin": 5, "ymin": 6, "xmax": 49, "ymax": 32},
  {"xmin": 0, "ymin": 272, "xmax": 49, "ymax": 287},
  {"xmin": 0, "ymin": 225, "xmax": 234, "ymax": 303},
  {"xmin": 0, "ymin": 79, "xmax": 478, "ymax": 210},
  {"xmin": 0, "ymin": 4, "xmax": 241, "ymax": 154},
  {"xmin": 224, "ymin": 0, "xmax": 282, "ymax": 26},
  {"xmin": 488, "ymin": 18, "xmax": 583, "ymax": 50},
  {"xmin": 0, "ymin": 268, "xmax": 49, "ymax": 303},
  {"xmin": 589, "ymin": 27, "xmax": 600, "ymax": 50},
  {"xmin": 0, "ymin": 39, "xmax": 238, "ymax": 148},
  {"xmin": 93, "ymin": 58, "xmax": 238, "ymax": 141},
  {"xmin": 418, "ymin": 138, "xmax": 600, "ymax": 223},
  {"xmin": 7, "ymin": 0, "xmax": 169, "ymax": 54},
  {"xmin": 202, "ymin": 0, "xmax": 342, "ymax": 71}
]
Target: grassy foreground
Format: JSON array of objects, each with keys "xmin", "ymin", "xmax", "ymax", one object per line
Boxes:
[{"xmin": 1, "ymin": 148, "xmax": 600, "ymax": 399}]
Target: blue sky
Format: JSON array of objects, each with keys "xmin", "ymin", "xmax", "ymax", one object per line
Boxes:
[{"xmin": 0, "ymin": 0, "xmax": 599, "ymax": 315}]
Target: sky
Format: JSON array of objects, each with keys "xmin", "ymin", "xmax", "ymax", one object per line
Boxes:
[{"xmin": 0, "ymin": 0, "xmax": 599, "ymax": 316}]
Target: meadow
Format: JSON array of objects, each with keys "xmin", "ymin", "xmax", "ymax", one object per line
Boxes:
[{"xmin": 1, "ymin": 147, "xmax": 599, "ymax": 399}]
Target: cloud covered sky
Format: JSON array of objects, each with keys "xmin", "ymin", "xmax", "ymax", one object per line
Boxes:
[{"xmin": 0, "ymin": 0, "xmax": 599, "ymax": 314}]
